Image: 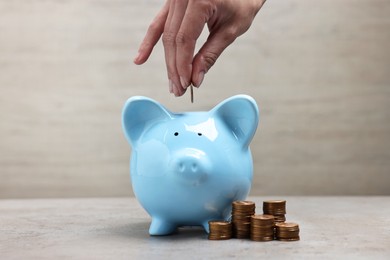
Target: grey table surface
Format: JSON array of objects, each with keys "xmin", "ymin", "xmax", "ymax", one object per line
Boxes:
[{"xmin": 1, "ymin": 196, "xmax": 389, "ymax": 259}]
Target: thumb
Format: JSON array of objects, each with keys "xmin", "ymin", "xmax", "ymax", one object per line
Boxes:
[{"xmin": 191, "ymin": 30, "xmax": 236, "ymax": 87}]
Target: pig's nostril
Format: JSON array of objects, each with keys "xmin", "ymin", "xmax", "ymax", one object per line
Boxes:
[{"xmin": 173, "ymin": 153, "xmax": 209, "ymax": 184}]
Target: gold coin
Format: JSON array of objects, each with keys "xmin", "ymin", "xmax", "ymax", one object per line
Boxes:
[
  {"xmin": 251, "ymin": 214, "xmax": 275, "ymax": 224},
  {"xmin": 277, "ymin": 237, "xmax": 300, "ymax": 241},
  {"xmin": 231, "ymin": 201, "xmax": 256, "ymax": 238},
  {"xmin": 209, "ymin": 220, "xmax": 231, "ymax": 226},
  {"xmin": 208, "ymin": 236, "xmax": 231, "ymax": 240},
  {"xmin": 208, "ymin": 220, "xmax": 232, "ymax": 240},
  {"xmin": 275, "ymin": 222, "xmax": 300, "ymax": 240},
  {"xmin": 233, "ymin": 200, "xmax": 255, "ymax": 206},
  {"xmin": 277, "ymin": 232, "xmax": 300, "ymax": 238},
  {"xmin": 263, "ymin": 200, "xmax": 286, "ymax": 205},
  {"xmin": 263, "ymin": 200, "xmax": 286, "ymax": 215},
  {"xmin": 251, "ymin": 214, "xmax": 274, "ymax": 220},
  {"xmin": 208, "ymin": 200, "xmax": 302, "ymax": 243},
  {"xmin": 275, "ymin": 222, "xmax": 299, "ymax": 229},
  {"xmin": 250, "ymin": 236, "xmax": 274, "ymax": 242}
]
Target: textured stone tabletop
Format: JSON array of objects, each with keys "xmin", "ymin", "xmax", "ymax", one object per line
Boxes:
[{"xmin": 1, "ymin": 197, "xmax": 389, "ymax": 259}]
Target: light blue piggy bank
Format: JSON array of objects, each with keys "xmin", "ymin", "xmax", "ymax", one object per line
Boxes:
[{"xmin": 122, "ymin": 95, "xmax": 259, "ymax": 235}]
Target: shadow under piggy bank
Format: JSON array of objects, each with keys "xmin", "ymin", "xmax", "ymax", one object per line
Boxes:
[{"xmin": 122, "ymin": 95, "xmax": 259, "ymax": 235}]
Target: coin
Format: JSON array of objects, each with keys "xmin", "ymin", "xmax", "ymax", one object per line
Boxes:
[
  {"xmin": 232, "ymin": 201, "xmax": 255, "ymax": 238},
  {"xmin": 208, "ymin": 220, "xmax": 232, "ymax": 240},
  {"xmin": 251, "ymin": 236, "xmax": 274, "ymax": 242},
  {"xmin": 251, "ymin": 214, "xmax": 275, "ymax": 224},
  {"xmin": 277, "ymin": 231, "xmax": 300, "ymax": 237},
  {"xmin": 250, "ymin": 214, "xmax": 275, "ymax": 242},
  {"xmin": 275, "ymin": 222, "xmax": 300, "ymax": 241},
  {"xmin": 275, "ymin": 222, "xmax": 299, "ymax": 229},
  {"xmin": 263, "ymin": 200, "xmax": 286, "ymax": 224},
  {"xmin": 278, "ymin": 237, "xmax": 300, "ymax": 241},
  {"xmin": 233, "ymin": 201, "xmax": 256, "ymax": 207},
  {"xmin": 273, "ymin": 215, "xmax": 286, "ymax": 223},
  {"xmin": 263, "ymin": 200, "xmax": 286, "ymax": 215},
  {"xmin": 209, "ymin": 200, "xmax": 301, "ymax": 243}
]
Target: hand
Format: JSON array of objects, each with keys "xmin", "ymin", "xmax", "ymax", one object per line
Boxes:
[{"xmin": 134, "ymin": 0, "xmax": 266, "ymax": 97}]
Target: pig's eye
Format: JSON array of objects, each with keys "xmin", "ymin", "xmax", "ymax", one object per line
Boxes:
[
  {"xmin": 198, "ymin": 133, "xmax": 202, "ymax": 136},
  {"xmin": 174, "ymin": 132, "xmax": 179, "ymax": 136}
]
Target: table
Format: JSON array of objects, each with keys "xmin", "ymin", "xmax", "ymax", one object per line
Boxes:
[{"xmin": 1, "ymin": 197, "xmax": 389, "ymax": 259}]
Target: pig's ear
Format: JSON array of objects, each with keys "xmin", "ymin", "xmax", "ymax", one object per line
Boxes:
[
  {"xmin": 211, "ymin": 95, "xmax": 259, "ymax": 148},
  {"xmin": 122, "ymin": 96, "xmax": 172, "ymax": 145}
]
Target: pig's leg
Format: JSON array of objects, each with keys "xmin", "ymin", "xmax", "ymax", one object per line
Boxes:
[
  {"xmin": 149, "ymin": 218, "xmax": 177, "ymax": 235},
  {"xmin": 202, "ymin": 221, "xmax": 210, "ymax": 233}
]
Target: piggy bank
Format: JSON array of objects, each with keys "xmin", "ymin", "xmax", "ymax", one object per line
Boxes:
[{"xmin": 122, "ymin": 95, "xmax": 259, "ymax": 235}]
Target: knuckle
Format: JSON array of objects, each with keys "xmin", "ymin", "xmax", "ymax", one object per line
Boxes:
[
  {"xmin": 195, "ymin": 0, "xmax": 217, "ymax": 16},
  {"xmin": 222, "ymin": 27, "xmax": 239, "ymax": 43},
  {"xmin": 175, "ymin": 31, "xmax": 188, "ymax": 46},
  {"xmin": 202, "ymin": 51, "xmax": 218, "ymax": 68},
  {"xmin": 162, "ymin": 32, "xmax": 176, "ymax": 46},
  {"xmin": 175, "ymin": 33, "xmax": 186, "ymax": 46}
]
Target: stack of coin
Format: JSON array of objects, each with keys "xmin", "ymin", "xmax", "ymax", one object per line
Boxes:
[
  {"xmin": 263, "ymin": 200, "xmax": 286, "ymax": 223},
  {"xmin": 231, "ymin": 201, "xmax": 256, "ymax": 238},
  {"xmin": 208, "ymin": 221, "xmax": 232, "ymax": 240},
  {"xmin": 275, "ymin": 222, "xmax": 300, "ymax": 241},
  {"xmin": 250, "ymin": 214, "xmax": 275, "ymax": 241}
]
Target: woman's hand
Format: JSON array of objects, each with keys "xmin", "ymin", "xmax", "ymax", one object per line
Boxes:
[{"xmin": 134, "ymin": 0, "xmax": 266, "ymax": 96}]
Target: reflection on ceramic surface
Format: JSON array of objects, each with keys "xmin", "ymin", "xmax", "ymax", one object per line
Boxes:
[{"xmin": 122, "ymin": 95, "xmax": 259, "ymax": 235}]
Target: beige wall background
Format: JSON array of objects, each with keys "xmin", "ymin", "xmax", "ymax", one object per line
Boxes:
[{"xmin": 0, "ymin": 0, "xmax": 389, "ymax": 198}]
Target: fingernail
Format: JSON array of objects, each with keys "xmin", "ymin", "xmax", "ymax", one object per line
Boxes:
[
  {"xmin": 196, "ymin": 71, "xmax": 205, "ymax": 87},
  {"xmin": 172, "ymin": 82, "xmax": 179, "ymax": 96},
  {"xmin": 169, "ymin": 80, "xmax": 173, "ymax": 93},
  {"xmin": 180, "ymin": 76, "xmax": 187, "ymax": 89}
]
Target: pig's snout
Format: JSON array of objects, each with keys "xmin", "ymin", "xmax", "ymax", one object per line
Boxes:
[{"xmin": 172, "ymin": 149, "xmax": 211, "ymax": 185}]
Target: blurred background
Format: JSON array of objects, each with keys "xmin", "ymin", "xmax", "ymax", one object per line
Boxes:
[{"xmin": 0, "ymin": 0, "xmax": 389, "ymax": 198}]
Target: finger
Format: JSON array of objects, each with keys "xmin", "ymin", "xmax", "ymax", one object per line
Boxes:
[
  {"xmin": 162, "ymin": 0, "xmax": 188, "ymax": 96},
  {"xmin": 175, "ymin": 0, "xmax": 215, "ymax": 90},
  {"xmin": 134, "ymin": 1, "xmax": 170, "ymax": 65},
  {"xmin": 191, "ymin": 28, "xmax": 236, "ymax": 87}
]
